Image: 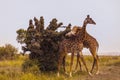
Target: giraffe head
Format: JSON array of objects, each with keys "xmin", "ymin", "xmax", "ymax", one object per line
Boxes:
[
  {"xmin": 84, "ymin": 15, "xmax": 96, "ymax": 25},
  {"xmin": 66, "ymin": 15, "xmax": 96, "ymax": 37},
  {"xmin": 66, "ymin": 26, "xmax": 82, "ymax": 37}
]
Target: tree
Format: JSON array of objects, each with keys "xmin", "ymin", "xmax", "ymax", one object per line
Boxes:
[
  {"xmin": 16, "ymin": 16, "xmax": 71, "ymax": 71},
  {"xmin": 16, "ymin": 29, "xmax": 27, "ymax": 44}
]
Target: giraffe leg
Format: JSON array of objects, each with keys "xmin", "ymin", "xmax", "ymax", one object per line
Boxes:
[
  {"xmin": 57, "ymin": 59, "xmax": 61, "ymax": 77},
  {"xmin": 62, "ymin": 56, "xmax": 68, "ymax": 74},
  {"xmin": 90, "ymin": 50, "xmax": 99, "ymax": 74},
  {"xmin": 90, "ymin": 55, "xmax": 99, "ymax": 74},
  {"xmin": 78, "ymin": 57, "xmax": 82, "ymax": 71},
  {"xmin": 63, "ymin": 56, "xmax": 66, "ymax": 72},
  {"xmin": 96, "ymin": 55, "xmax": 99, "ymax": 74},
  {"xmin": 74, "ymin": 53, "xmax": 79, "ymax": 73},
  {"xmin": 57, "ymin": 54, "xmax": 64, "ymax": 77},
  {"xmin": 79, "ymin": 52, "xmax": 92, "ymax": 76},
  {"xmin": 70, "ymin": 53, "xmax": 74, "ymax": 77},
  {"xmin": 57, "ymin": 62, "xmax": 60, "ymax": 77},
  {"xmin": 90, "ymin": 58, "xmax": 96, "ymax": 73},
  {"xmin": 74, "ymin": 53, "xmax": 82, "ymax": 73}
]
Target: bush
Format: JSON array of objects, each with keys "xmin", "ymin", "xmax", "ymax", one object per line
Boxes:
[
  {"xmin": 0, "ymin": 44, "xmax": 18, "ymax": 60},
  {"xmin": 16, "ymin": 17, "xmax": 71, "ymax": 72},
  {"xmin": 22, "ymin": 59, "xmax": 40, "ymax": 74}
]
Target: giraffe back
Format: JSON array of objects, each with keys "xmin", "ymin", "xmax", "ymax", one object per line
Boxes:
[
  {"xmin": 83, "ymin": 32, "xmax": 99, "ymax": 49},
  {"xmin": 59, "ymin": 37, "xmax": 83, "ymax": 54}
]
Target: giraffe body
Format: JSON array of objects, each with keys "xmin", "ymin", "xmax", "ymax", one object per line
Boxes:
[
  {"xmin": 75, "ymin": 32, "xmax": 99, "ymax": 74},
  {"xmin": 58, "ymin": 26, "xmax": 89, "ymax": 77},
  {"xmin": 65, "ymin": 15, "xmax": 98, "ymax": 75},
  {"xmin": 73, "ymin": 15, "xmax": 99, "ymax": 74},
  {"xmin": 57, "ymin": 15, "xmax": 98, "ymax": 77},
  {"xmin": 83, "ymin": 32, "xmax": 99, "ymax": 73}
]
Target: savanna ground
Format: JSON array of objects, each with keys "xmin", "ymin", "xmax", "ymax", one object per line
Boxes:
[{"xmin": 0, "ymin": 54, "xmax": 120, "ymax": 80}]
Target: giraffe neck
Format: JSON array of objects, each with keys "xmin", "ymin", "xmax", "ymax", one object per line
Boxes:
[
  {"xmin": 82, "ymin": 21, "xmax": 87, "ymax": 31},
  {"xmin": 81, "ymin": 20, "xmax": 87, "ymax": 40}
]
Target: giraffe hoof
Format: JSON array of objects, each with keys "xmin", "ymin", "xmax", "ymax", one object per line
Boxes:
[
  {"xmin": 88, "ymin": 72, "xmax": 93, "ymax": 77},
  {"xmin": 65, "ymin": 71, "xmax": 69, "ymax": 75},
  {"xmin": 69, "ymin": 72, "xmax": 72, "ymax": 77},
  {"xmin": 57, "ymin": 72, "xmax": 60, "ymax": 77},
  {"xmin": 96, "ymin": 71, "xmax": 99, "ymax": 75},
  {"xmin": 90, "ymin": 70, "xmax": 93, "ymax": 73},
  {"xmin": 73, "ymin": 70, "xmax": 77, "ymax": 73}
]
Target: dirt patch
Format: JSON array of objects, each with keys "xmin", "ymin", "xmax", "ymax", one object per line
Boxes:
[{"xmin": 85, "ymin": 62, "xmax": 120, "ymax": 80}]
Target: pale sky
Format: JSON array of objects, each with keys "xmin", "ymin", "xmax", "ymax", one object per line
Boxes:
[{"xmin": 0, "ymin": 0, "xmax": 120, "ymax": 54}]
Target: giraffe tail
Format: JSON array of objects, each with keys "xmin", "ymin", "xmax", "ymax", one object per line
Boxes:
[{"xmin": 96, "ymin": 43, "xmax": 99, "ymax": 60}]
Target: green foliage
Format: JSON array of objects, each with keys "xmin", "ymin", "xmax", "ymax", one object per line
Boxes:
[
  {"xmin": 16, "ymin": 28, "xmax": 27, "ymax": 44},
  {"xmin": 16, "ymin": 16, "xmax": 71, "ymax": 72},
  {"xmin": 0, "ymin": 44, "xmax": 18, "ymax": 60}
]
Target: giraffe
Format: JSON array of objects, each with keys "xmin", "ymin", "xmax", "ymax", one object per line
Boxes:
[
  {"xmin": 57, "ymin": 24, "xmax": 92, "ymax": 77},
  {"xmin": 67, "ymin": 15, "xmax": 99, "ymax": 74},
  {"xmin": 58, "ymin": 15, "xmax": 96, "ymax": 76},
  {"xmin": 84, "ymin": 33, "xmax": 99, "ymax": 74},
  {"xmin": 74, "ymin": 32, "xmax": 99, "ymax": 74}
]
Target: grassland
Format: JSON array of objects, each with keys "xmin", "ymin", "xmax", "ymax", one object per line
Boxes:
[{"xmin": 0, "ymin": 55, "xmax": 119, "ymax": 80}]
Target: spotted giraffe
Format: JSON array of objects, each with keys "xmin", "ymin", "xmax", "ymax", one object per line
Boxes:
[
  {"xmin": 68, "ymin": 15, "xmax": 99, "ymax": 75},
  {"xmin": 83, "ymin": 32, "xmax": 99, "ymax": 74},
  {"xmin": 57, "ymin": 25, "xmax": 90, "ymax": 77}
]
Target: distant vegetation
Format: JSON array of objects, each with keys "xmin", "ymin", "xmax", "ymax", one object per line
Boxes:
[{"xmin": 0, "ymin": 44, "xmax": 18, "ymax": 60}]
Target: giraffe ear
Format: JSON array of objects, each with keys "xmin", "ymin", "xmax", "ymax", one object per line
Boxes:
[{"xmin": 87, "ymin": 15, "xmax": 90, "ymax": 18}]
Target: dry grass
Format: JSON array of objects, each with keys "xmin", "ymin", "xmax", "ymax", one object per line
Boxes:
[{"xmin": 0, "ymin": 55, "xmax": 119, "ymax": 80}]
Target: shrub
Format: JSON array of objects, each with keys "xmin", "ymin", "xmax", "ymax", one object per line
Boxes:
[
  {"xmin": 16, "ymin": 16, "xmax": 71, "ymax": 72},
  {"xmin": 22, "ymin": 59, "xmax": 40, "ymax": 74},
  {"xmin": 0, "ymin": 44, "xmax": 18, "ymax": 60}
]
